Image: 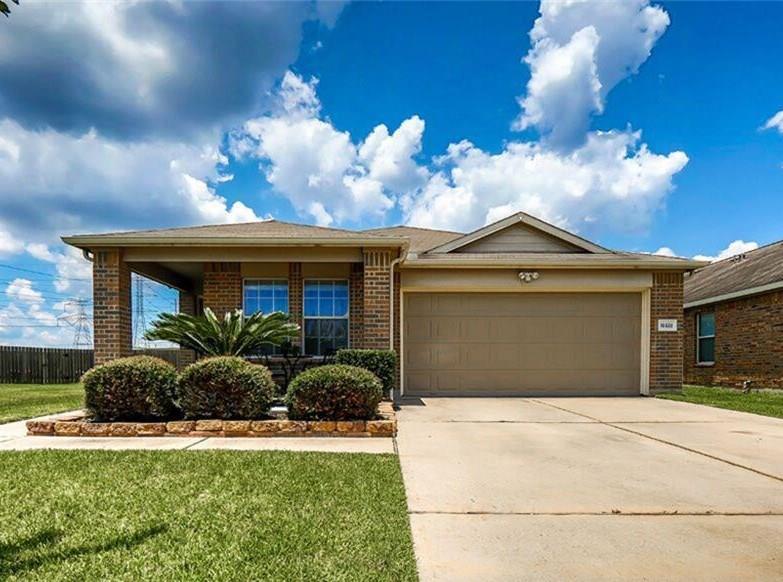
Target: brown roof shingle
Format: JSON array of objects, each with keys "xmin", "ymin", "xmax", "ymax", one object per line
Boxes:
[
  {"xmin": 684, "ymin": 240, "xmax": 783, "ymax": 305},
  {"xmin": 363, "ymin": 226, "xmax": 464, "ymax": 253}
]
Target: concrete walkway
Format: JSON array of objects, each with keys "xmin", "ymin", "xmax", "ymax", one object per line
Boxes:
[
  {"xmin": 0, "ymin": 413, "xmax": 394, "ymax": 453},
  {"xmin": 397, "ymin": 397, "xmax": 783, "ymax": 581}
]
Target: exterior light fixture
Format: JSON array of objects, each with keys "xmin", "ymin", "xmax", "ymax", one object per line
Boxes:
[{"xmin": 518, "ymin": 271, "xmax": 540, "ymax": 283}]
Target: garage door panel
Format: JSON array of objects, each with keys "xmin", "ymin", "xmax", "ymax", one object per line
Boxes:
[{"xmin": 404, "ymin": 292, "xmax": 642, "ymax": 396}]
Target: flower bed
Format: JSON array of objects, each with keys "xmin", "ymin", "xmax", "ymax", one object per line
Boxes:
[{"xmin": 26, "ymin": 402, "xmax": 396, "ymax": 438}]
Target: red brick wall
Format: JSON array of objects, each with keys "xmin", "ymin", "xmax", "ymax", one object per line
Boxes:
[
  {"xmin": 349, "ymin": 263, "xmax": 364, "ymax": 348},
  {"xmin": 178, "ymin": 290, "xmax": 197, "ymax": 367},
  {"xmin": 202, "ymin": 262, "xmax": 241, "ymax": 316},
  {"xmin": 362, "ymin": 249, "xmax": 395, "ymax": 350},
  {"xmin": 684, "ymin": 290, "xmax": 783, "ymax": 389},
  {"xmin": 288, "ymin": 262, "xmax": 303, "ymax": 348},
  {"xmin": 93, "ymin": 249, "xmax": 132, "ymax": 364},
  {"xmin": 650, "ymin": 271, "xmax": 684, "ymax": 394}
]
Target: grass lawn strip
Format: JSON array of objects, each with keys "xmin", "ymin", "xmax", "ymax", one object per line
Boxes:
[
  {"xmin": 0, "ymin": 450, "xmax": 417, "ymax": 581},
  {"xmin": 0, "ymin": 384, "xmax": 83, "ymax": 424},
  {"xmin": 658, "ymin": 385, "xmax": 783, "ymax": 419}
]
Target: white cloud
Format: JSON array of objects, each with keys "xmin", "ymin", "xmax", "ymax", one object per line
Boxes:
[
  {"xmin": 0, "ymin": 119, "xmax": 258, "ymax": 247},
  {"xmin": 693, "ymin": 240, "xmax": 759, "ymax": 263},
  {"xmin": 403, "ymin": 130, "xmax": 688, "ymax": 234},
  {"xmin": 0, "ymin": 227, "xmax": 24, "ymax": 256},
  {"xmin": 515, "ymin": 0, "xmax": 670, "ymax": 149},
  {"xmin": 25, "ymin": 245, "xmax": 93, "ymax": 295},
  {"xmin": 232, "ymin": 73, "xmax": 423, "ymax": 225},
  {"xmin": 653, "ymin": 246, "xmax": 677, "ymax": 257},
  {"xmin": 763, "ymin": 110, "xmax": 783, "ymax": 134},
  {"xmin": 6, "ymin": 279, "xmax": 43, "ymax": 305}
]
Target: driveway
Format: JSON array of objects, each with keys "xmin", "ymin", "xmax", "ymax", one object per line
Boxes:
[{"xmin": 396, "ymin": 397, "xmax": 783, "ymax": 581}]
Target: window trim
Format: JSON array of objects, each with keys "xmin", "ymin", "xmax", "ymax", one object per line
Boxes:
[
  {"xmin": 696, "ymin": 312, "xmax": 715, "ymax": 365},
  {"xmin": 242, "ymin": 278, "xmax": 290, "ymax": 317},
  {"xmin": 302, "ymin": 278, "xmax": 350, "ymax": 356}
]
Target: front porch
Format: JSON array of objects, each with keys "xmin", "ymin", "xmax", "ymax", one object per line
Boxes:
[{"xmin": 89, "ymin": 245, "xmax": 403, "ymax": 375}]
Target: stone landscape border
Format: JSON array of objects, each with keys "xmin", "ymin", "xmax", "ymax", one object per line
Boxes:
[{"xmin": 27, "ymin": 402, "xmax": 396, "ymax": 438}]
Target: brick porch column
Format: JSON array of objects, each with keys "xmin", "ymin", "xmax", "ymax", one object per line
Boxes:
[
  {"xmin": 288, "ymin": 262, "xmax": 303, "ymax": 349},
  {"xmin": 202, "ymin": 262, "xmax": 242, "ymax": 316},
  {"xmin": 349, "ymin": 263, "xmax": 364, "ymax": 348},
  {"xmin": 93, "ymin": 249, "xmax": 132, "ymax": 365},
  {"xmin": 178, "ymin": 290, "xmax": 197, "ymax": 367},
  {"xmin": 650, "ymin": 271, "xmax": 684, "ymax": 394},
  {"xmin": 362, "ymin": 249, "xmax": 395, "ymax": 350}
]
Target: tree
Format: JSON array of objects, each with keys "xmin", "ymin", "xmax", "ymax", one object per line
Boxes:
[
  {"xmin": 145, "ymin": 308, "xmax": 300, "ymax": 357},
  {"xmin": 1, "ymin": 0, "xmax": 19, "ymax": 18}
]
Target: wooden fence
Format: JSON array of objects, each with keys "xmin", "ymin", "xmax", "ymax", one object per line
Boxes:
[{"xmin": 0, "ymin": 346, "xmax": 190, "ymax": 384}]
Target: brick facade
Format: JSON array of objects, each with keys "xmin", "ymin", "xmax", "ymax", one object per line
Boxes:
[
  {"xmin": 93, "ymin": 249, "xmax": 132, "ymax": 365},
  {"xmin": 649, "ymin": 271, "xmax": 685, "ymax": 394},
  {"xmin": 178, "ymin": 290, "xmax": 197, "ymax": 367},
  {"xmin": 349, "ymin": 263, "xmax": 364, "ymax": 348},
  {"xmin": 362, "ymin": 249, "xmax": 396, "ymax": 350},
  {"xmin": 684, "ymin": 290, "xmax": 783, "ymax": 389},
  {"xmin": 202, "ymin": 262, "xmax": 242, "ymax": 316},
  {"xmin": 288, "ymin": 262, "xmax": 303, "ymax": 348}
]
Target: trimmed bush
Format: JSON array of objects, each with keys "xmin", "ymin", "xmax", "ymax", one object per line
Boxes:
[
  {"xmin": 178, "ymin": 356, "xmax": 275, "ymax": 419},
  {"xmin": 82, "ymin": 356, "xmax": 178, "ymax": 422},
  {"xmin": 335, "ymin": 349, "xmax": 397, "ymax": 395},
  {"xmin": 286, "ymin": 364, "xmax": 382, "ymax": 421}
]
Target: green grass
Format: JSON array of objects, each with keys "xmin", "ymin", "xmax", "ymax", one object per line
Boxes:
[
  {"xmin": 0, "ymin": 450, "xmax": 417, "ymax": 581},
  {"xmin": 0, "ymin": 384, "xmax": 83, "ymax": 424},
  {"xmin": 658, "ymin": 385, "xmax": 783, "ymax": 419}
]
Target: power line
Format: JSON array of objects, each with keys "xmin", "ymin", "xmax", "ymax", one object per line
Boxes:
[
  {"xmin": 0, "ymin": 263, "xmax": 91, "ymax": 281},
  {"xmin": 57, "ymin": 298, "xmax": 92, "ymax": 347}
]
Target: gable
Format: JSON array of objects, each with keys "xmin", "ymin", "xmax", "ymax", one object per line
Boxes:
[{"xmin": 452, "ymin": 222, "xmax": 587, "ymax": 254}]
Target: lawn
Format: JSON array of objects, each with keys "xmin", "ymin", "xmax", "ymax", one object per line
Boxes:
[
  {"xmin": 0, "ymin": 383, "xmax": 83, "ymax": 424},
  {"xmin": 658, "ymin": 385, "xmax": 783, "ymax": 419},
  {"xmin": 0, "ymin": 450, "xmax": 417, "ymax": 581}
]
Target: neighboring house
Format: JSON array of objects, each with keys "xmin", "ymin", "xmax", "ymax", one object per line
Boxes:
[
  {"xmin": 63, "ymin": 212, "xmax": 702, "ymax": 397},
  {"xmin": 684, "ymin": 241, "xmax": 783, "ymax": 389}
]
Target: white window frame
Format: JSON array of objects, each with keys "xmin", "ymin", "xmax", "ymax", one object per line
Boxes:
[
  {"xmin": 242, "ymin": 278, "xmax": 290, "ymax": 316},
  {"xmin": 696, "ymin": 312, "xmax": 715, "ymax": 365},
  {"xmin": 302, "ymin": 278, "xmax": 350, "ymax": 356}
]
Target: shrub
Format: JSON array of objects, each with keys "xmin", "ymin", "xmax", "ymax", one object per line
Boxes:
[
  {"xmin": 82, "ymin": 356, "xmax": 178, "ymax": 422},
  {"xmin": 178, "ymin": 356, "xmax": 275, "ymax": 419},
  {"xmin": 335, "ymin": 349, "xmax": 397, "ymax": 395},
  {"xmin": 286, "ymin": 364, "xmax": 382, "ymax": 421}
]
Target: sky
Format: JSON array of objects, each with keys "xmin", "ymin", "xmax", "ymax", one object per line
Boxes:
[{"xmin": 0, "ymin": 0, "xmax": 781, "ymax": 347}]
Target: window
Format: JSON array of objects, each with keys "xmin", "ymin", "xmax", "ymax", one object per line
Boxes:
[
  {"xmin": 696, "ymin": 312, "xmax": 715, "ymax": 364},
  {"xmin": 304, "ymin": 280, "xmax": 349, "ymax": 356},
  {"xmin": 244, "ymin": 280, "xmax": 289, "ymax": 355},
  {"xmin": 243, "ymin": 280, "xmax": 289, "ymax": 316}
]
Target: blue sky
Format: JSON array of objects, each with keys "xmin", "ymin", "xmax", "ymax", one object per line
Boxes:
[{"xmin": 0, "ymin": 0, "xmax": 782, "ymax": 346}]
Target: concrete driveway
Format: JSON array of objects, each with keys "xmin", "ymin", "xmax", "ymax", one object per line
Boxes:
[{"xmin": 396, "ymin": 397, "xmax": 783, "ymax": 581}]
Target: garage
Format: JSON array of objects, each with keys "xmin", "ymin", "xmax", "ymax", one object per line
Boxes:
[{"xmin": 403, "ymin": 292, "xmax": 642, "ymax": 396}]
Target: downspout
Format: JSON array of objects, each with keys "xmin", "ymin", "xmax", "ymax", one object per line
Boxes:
[
  {"xmin": 82, "ymin": 249, "xmax": 94, "ymax": 262},
  {"xmin": 388, "ymin": 248, "xmax": 406, "ymax": 400}
]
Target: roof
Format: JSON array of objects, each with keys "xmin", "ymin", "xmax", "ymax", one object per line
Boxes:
[
  {"xmin": 363, "ymin": 225, "xmax": 463, "ymax": 253},
  {"xmin": 684, "ymin": 240, "xmax": 783, "ymax": 307},
  {"xmin": 63, "ymin": 220, "xmax": 408, "ymax": 248},
  {"xmin": 61, "ymin": 212, "xmax": 705, "ymax": 270}
]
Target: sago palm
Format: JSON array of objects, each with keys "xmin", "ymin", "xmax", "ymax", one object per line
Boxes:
[{"xmin": 145, "ymin": 308, "xmax": 299, "ymax": 357}]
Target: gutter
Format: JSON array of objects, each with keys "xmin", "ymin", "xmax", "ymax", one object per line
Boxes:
[
  {"xmin": 684, "ymin": 280, "xmax": 783, "ymax": 309},
  {"xmin": 402, "ymin": 258, "xmax": 708, "ymax": 270},
  {"xmin": 61, "ymin": 236, "xmax": 407, "ymax": 248}
]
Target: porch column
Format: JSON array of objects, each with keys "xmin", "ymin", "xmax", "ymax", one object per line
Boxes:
[
  {"xmin": 349, "ymin": 263, "xmax": 364, "ymax": 347},
  {"xmin": 203, "ymin": 262, "xmax": 241, "ymax": 316},
  {"xmin": 288, "ymin": 262, "xmax": 303, "ymax": 349},
  {"xmin": 178, "ymin": 290, "xmax": 197, "ymax": 367},
  {"xmin": 362, "ymin": 249, "xmax": 395, "ymax": 350},
  {"xmin": 93, "ymin": 249, "xmax": 132, "ymax": 365}
]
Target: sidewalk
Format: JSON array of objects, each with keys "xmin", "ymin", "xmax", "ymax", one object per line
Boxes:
[{"xmin": 0, "ymin": 412, "xmax": 395, "ymax": 454}]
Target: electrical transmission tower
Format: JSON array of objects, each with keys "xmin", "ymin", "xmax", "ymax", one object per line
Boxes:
[
  {"xmin": 58, "ymin": 298, "xmax": 92, "ymax": 348},
  {"xmin": 133, "ymin": 274, "xmax": 149, "ymax": 348}
]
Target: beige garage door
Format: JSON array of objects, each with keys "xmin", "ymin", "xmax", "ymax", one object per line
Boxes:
[{"xmin": 403, "ymin": 292, "xmax": 641, "ymax": 396}]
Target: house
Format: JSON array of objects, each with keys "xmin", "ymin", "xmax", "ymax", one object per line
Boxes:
[
  {"xmin": 683, "ymin": 241, "xmax": 783, "ymax": 389},
  {"xmin": 63, "ymin": 212, "xmax": 703, "ymax": 397}
]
